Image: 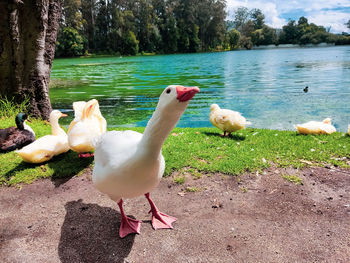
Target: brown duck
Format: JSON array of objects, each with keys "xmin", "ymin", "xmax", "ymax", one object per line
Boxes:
[{"xmin": 0, "ymin": 113, "xmax": 36, "ymax": 152}]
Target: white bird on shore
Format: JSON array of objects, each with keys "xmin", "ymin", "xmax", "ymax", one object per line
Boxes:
[
  {"xmin": 92, "ymin": 85, "xmax": 199, "ymax": 238},
  {"xmin": 16, "ymin": 110, "xmax": 69, "ymax": 163},
  {"xmin": 67, "ymin": 99, "xmax": 106, "ymax": 157},
  {"xmin": 295, "ymin": 118, "xmax": 336, "ymax": 135},
  {"xmin": 209, "ymin": 104, "xmax": 250, "ymax": 136}
]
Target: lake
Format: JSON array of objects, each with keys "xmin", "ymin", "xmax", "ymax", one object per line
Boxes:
[{"xmin": 51, "ymin": 45, "xmax": 350, "ymax": 132}]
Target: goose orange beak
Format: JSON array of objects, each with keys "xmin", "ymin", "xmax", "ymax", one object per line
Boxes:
[
  {"xmin": 176, "ymin": 86, "xmax": 200, "ymax": 102},
  {"xmin": 61, "ymin": 113, "xmax": 68, "ymax": 117}
]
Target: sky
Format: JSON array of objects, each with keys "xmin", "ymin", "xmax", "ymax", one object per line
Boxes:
[{"xmin": 226, "ymin": 0, "xmax": 350, "ymax": 33}]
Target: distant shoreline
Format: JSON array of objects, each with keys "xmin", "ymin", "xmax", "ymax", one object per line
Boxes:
[{"xmin": 252, "ymin": 42, "xmax": 336, "ymax": 50}]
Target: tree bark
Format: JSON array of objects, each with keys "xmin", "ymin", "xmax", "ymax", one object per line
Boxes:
[{"xmin": 0, "ymin": 0, "xmax": 62, "ymax": 120}]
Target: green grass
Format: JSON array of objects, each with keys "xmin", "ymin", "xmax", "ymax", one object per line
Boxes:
[
  {"xmin": 0, "ymin": 114, "xmax": 350, "ymax": 186},
  {"xmin": 173, "ymin": 175, "xmax": 185, "ymax": 184},
  {"xmin": 0, "ymin": 116, "xmax": 93, "ymax": 186},
  {"xmin": 187, "ymin": 168, "xmax": 203, "ymax": 180},
  {"xmin": 162, "ymin": 127, "xmax": 350, "ymax": 175},
  {"xmin": 240, "ymin": 186, "xmax": 248, "ymax": 193},
  {"xmin": 0, "ymin": 97, "xmax": 29, "ymax": 119},
  {"xmin": 185, "ymin": 186, "xmax": 201, "ymax": 192},
  {"xmin": 282, "ymin": 174, "xmax": 303, "ymax": 185}
]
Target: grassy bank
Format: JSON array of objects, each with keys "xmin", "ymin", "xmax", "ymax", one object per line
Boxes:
[{"xmin": 1, "ymin": 115, "xmax": 349, "ymax": 186}]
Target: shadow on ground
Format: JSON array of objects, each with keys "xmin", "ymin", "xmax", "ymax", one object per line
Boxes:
[
  {"xmin": 58, "ymin": 199, "xmax": 135, "ymax": 263},
  {"xmin": 48, "ymin": 151, "xmax": 93, "ymax": 187},
  {"xmin": 203, "ymin": 131, "xmax": 246, "ymax": 141},
  {"xmin": 2, "ymin": 151, "xmax": 93, "ymax": 187}
]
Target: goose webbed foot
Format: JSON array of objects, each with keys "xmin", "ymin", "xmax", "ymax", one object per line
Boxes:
[
  {"xmin": 78, "ymin": 152, "xmax": 94, "ymax": 158},
  {"xmin": 151, "ymin": 211, "xmax": 177, "ymax": 229},
  {"xmin": 117, "ymin": 199, "xmax": 141, "ymax": 238},
  {"xmin": 145, "ymin": 193, "xmax": 177, "ymax": 229},
  {"xmin": 119, "ymin": 216, "xmax": 141, "ymax": 238},
  {"xmin": 221, "ymin": 131, "xmax": 231, "ymax": 137}
]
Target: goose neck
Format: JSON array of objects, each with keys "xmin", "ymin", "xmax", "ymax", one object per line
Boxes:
[
  {"xmin": 140, "ymin": 106, "xmax": 182, "ymax": 157},
  {"xmin": 51, "ymin": 118, "xmax": 65, "ymax": 136}
]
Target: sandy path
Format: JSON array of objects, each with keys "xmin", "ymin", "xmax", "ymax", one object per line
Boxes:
[{"xmin": 0, "ymin": 166, "xmax": 349, "ymax": 262}]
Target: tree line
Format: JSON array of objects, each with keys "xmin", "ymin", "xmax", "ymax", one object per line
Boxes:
[
  {"xmin": 56, "ymin": 0, "xmax": 227, "ymax": 56},
  {"xmin": 228, "ymin": 7, "xmax": 350, "ymax": 49},
  {"xmin": 56, "ymin": 0, "xmax": 350, "ymax": 57}
]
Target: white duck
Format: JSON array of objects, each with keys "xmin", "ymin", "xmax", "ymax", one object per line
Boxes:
[
  {"xmin": 92, "ymin": 85, "xmax": 199, "ymax": 238},
  {"xmin": 209, "ymin": 104, "xmax": 250, "ymax": 136},
  {"xmin": 295, "ymin": 118, "xmax": 336, "ymax": 135},
  {"xmin": 16, "ymin": 110, "xmax": 69, "ymax": 163},
  {"xmin": 67, "ymin": 99, "xmax": 106, "ymax": 157}
]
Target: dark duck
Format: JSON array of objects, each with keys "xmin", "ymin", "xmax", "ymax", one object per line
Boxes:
[{"xmin": 0, "ymin": 113, "xmax": 36, "ymax": 152}]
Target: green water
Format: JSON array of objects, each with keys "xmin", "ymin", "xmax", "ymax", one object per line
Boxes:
[{"xmin": 51, "ymin": 46, "xmax": 350, "ymax": 131}]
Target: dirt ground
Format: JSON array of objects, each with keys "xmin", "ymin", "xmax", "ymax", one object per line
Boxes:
[{"xmin": 0, "ymin": 166, "xmax": 349, "ymax": 263}]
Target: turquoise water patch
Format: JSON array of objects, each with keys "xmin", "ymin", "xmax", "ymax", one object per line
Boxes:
[{"xmin": 50, "ymin": 46, "xmax": 350, "ymax": 131}]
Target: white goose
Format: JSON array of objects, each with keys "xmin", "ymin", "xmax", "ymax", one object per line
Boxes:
[
  {"xmin": 68, "ymin": 99, "xmax": 106, "ymax": 157},
  {"xmin": 92, "ymin": 85, "xmax": 199, "ymax": 238},
  {"xmin": 16, "ymin": 110, "xmax": 69, "ymax": 163},
  {"xmin": 209, "ymin": 104, "xmax": 250, "ymax": 136},
  {"xmin": 295, "ymin": 118, "xmax": 336, "ymax": 135}
]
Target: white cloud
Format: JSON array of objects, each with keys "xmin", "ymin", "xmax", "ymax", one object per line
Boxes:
[
  {"xmin": 226, "ymin": 0, "xmax": 287, "ymax": 29},
  {"xmin": 308, "ymin": 11, "xmax": 350, "ymax": 33},
  {"xmin": 273, "ymin": 0, "xmax": 350, "ymax": 13},
  {"xmin": 226, "ymin": 0, "xmax": 350, "ymax": 33}
]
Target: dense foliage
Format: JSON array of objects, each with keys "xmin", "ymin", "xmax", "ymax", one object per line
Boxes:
[
  {"xmin": 57, "ymin": 0, "xmax": 226, "ymax": 56},
  {"xmin": 56, "ymin": 1, "xmax": 350, "ymax": 57},
  {"xmin": 229, "ymin": 7, "xmax": 350, "ymax": 49}
]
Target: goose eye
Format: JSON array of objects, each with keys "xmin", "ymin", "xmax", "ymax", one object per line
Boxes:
[{"xmin": 166, "ymin": 88, "xmax": 171, "ymax": 94}]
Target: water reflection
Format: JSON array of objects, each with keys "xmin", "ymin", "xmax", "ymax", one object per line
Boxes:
[{"xmin": 51, "ymin": 46, "xmax": 350, "ymax": 131}]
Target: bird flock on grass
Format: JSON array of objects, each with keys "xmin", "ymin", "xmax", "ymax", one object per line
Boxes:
[{"xmin": 0, "ymin": 85, "xmax": 349, "ymax": 238}]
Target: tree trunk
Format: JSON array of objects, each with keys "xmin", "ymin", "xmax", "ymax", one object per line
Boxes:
[{"xmin": 0, "ymin": 0, "xmax": 62, "ymax": 120}]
